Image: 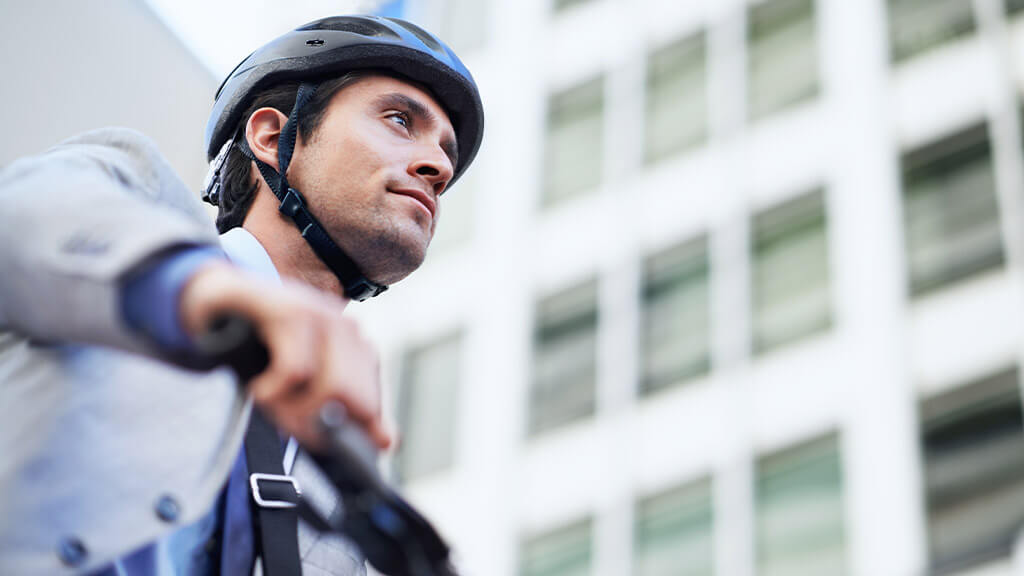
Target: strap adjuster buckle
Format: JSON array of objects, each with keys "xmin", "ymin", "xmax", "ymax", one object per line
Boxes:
[
  {"xmin": 249, "ymin": 473, "xmax": 302, "ymax": 509},
  {"xmin": 345, "ymin": 278, "xmax": 389, "ymax": 302},
  {"xmin": 278, "ymin": 188, "xmax": 306, "ymax": 218}
]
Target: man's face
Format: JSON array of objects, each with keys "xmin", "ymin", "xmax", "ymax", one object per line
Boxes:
[{"xmin": 288, "ymin": 74, "xmax": 458, "ymax": 285}]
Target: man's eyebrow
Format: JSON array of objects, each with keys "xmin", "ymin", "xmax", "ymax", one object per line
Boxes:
[{"xmin": 374, "ymin": 92, "xmax": 459, "ymax": 168}]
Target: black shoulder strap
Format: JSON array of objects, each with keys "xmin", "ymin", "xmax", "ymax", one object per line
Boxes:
[{"xmin": 245, "ymin": 409, "xmax": 303, "ymax": 576}]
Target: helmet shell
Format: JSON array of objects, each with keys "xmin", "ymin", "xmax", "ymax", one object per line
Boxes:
[{"xmin": 205, "ymin": 16, "xmax": 484, "ymax": 183}]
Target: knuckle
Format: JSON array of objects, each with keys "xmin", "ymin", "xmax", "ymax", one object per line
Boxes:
[
  {"xmin": 326, "ymin": 374, "xmax": 353, "ymax": 397},
  {"xmin": 339, "ymin": 316, "xmax": 361, "ymax": 335},
  {"xmin": 274, "ymin": 360, "xmax": 314, "ymax": 387}
]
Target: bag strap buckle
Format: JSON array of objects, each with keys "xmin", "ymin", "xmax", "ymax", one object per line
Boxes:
[{"xmin": 249, "ymin": 473, "xmax": 302, "ymax": 509}]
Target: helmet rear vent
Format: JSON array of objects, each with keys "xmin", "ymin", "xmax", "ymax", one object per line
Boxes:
[
  {"xmin": 299, "ymin": 16, "xmax": 400, "ymax": 39},
  {"xmin": 384, "ymin": 18, "xmax": 444, "ymax": 53}
]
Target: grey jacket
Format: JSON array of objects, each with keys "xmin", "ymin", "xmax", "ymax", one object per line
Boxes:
[{"xmin": 0, "ymin": 128, "xmax": 364, "ymax": 575}]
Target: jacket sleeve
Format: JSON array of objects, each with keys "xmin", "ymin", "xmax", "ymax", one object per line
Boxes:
[{"xmin": 0, "ymin": 127, "xmax": 221, "ymax": 355}]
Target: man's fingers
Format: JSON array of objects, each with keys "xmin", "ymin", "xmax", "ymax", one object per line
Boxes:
[
  {"xmin": 180, "ymin": 264, "xmax": 390, "ymax": 454},
  {"xmin": 326, "ymin": 332, "xmax": 381, "ymax": 409},
  {"xmin": 250, "ymin": 358, "xmax": 313, "ymax": 404},
  {"xmin": 205, "ymin": 275, "xmax": 388, "ymax": 454},
  {"xmin": 367, "ymin": 422, "xmax": 393, "ymax": 451},
  {"xmin": 259, "ymin": 402, "xmax": 325, "ymax": 452},
  {"xmin": 249, "ymin": 317, "xmax": 319, "ymax": 403}
]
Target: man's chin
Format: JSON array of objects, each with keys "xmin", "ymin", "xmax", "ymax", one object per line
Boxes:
[{"xmin": 359, "ymin": 238, "xmax": 430, "ymax": 285}]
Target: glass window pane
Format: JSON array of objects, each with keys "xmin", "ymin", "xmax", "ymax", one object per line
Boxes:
[
  {"xmin": 634, "ymin": 479, "xmax": 714, "ymax": 576},
  {"xmin": 544, "ymin": 77, "xmax": 604, "ymax": 206},
  {"xmin": 396, "ymin": 332, "xmax": 462, "ymax": 481},
  {"xmin": 920, "ymin": 367, "xmax": 1024, "ymax": 572},
  {"xmin": 640, "ymin": 237, "xmax": 710, "ymax": 394},
  {"xmin": 521, "ymin": 518, "xmax": 593, "ymax": 576},
  {"xmin": 756, "ymin": 434, "xmax": 847, "ymax": 576},
  {"xmin": 645, "ymin": 32, "xmax": 708, "ymax": 164},
  {"xmin": 888, "ymin": 0, "xmax": 975, "ymax": 62},
  {"xmin": 752, "ymin": 190, "xmax": 831, "ymax": 354},
  {"xmin": 530, "ymin": 279, "xmax": 598, "ymax": 435},
  {"xmin": 748, "ymin": 0, "xmax": 819, "ymax": 121},
  {"xmin": 902, "ymin": 123, "xmax": 1004, "ymax": 296}
]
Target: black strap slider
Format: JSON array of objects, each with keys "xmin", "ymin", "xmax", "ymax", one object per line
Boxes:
[
  {"xmin": 250, "ymin": 473, "xmax": 302, "ymax": 509},
  {"xmin": 346, "ymin": 278, "xmax": 389, "ymax": 302},
  {"xmin": 278, "ymin": 188, "xmax": 306, "ymax": 219}
]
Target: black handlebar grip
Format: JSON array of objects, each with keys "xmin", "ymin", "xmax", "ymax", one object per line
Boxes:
[{"xmin": 192, "ymin": 314, "xmax": 269, "ymax": 381}]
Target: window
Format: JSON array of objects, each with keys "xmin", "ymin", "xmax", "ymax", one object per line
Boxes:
[
  {"xmin": 752, "ymin": 190, "xmax": 831, "ymax": 354},
  {"xmin": 639, "ymin": 237, "xmax": 710, "ymax": 395},
  {"xmin": 543, "ymin": 77, "xmax": 604, "ymax": 206},
  {"xmin": 395, "ymin": 332, "xmax": 462, "ymax": 482},
  {"xmin": 520, "ymin": 518, "xmax": 593, "ymax": 576},
  {"xmin": 553, "ymin": 0, "xmax": 593, "ymax": 12},
  {"xmin": 634, "ymin": 479, "xmax": 714, "ymax": 576},
  {"xmin": 529, "ymin": 279, "xmax": 598, "ymax": 435},
  {"xmin": 645, "ymin": 32, "xmax": 708, "ymax": 164},
  {"xmin": 439, "ymin": 0, "xmax": 488, "ymax": 53},
  {"xmin": 747, "ymin": 0, "xmax": 819, "ymax": 121},
  {"xmin": 902, "ymin": 123, "xmax": 1004, "ymax": 296},
  {"xmin": 756, "ymin": 434, "xmax": 847, "ymax": 576},
  {"xmin": 920, "ymin": 367, "xmax": 1024, "ymax": 573},
  {"xmin": 888, "ymin": 0, "xmax": 975, "ymax": 62}
]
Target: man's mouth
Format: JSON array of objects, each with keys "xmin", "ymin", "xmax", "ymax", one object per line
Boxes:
[{"xmin": 389, "ymin": 187, "xmax": 436, "ymax": 219}]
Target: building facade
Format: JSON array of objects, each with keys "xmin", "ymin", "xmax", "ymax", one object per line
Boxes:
[
  {"xmin": 350, "ymin": 0, "xmax": 1024, "ymax": 575},
  {"xmin": 0, "ymin": 0, "xmax": 217, "ymax": 187},
  {"xmin": 346, "ymin": 0, "xmax": 1024, "ymax": 575}
]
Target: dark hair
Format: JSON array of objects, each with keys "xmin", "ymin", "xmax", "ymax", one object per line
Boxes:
[{"xmin": 215, "ymin": 71, "xmax": 372, "ymax": 232}]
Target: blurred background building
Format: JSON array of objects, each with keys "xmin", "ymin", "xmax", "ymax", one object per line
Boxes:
[
  {"xmin": 359, "ymin": 1, "xmax": 1024, "ymax": 576},
  {"xmin": 0, "ymin": 0, "xmax": 216, "ymax": 188},
  {"xmin": 4, "ymin": 0, "xmax": 1024, "ymax": 575}
]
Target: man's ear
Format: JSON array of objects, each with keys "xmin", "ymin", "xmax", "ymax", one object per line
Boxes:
[{"xmin": 245, "ymin": 107, "xmax": 289, "ymax": 171}]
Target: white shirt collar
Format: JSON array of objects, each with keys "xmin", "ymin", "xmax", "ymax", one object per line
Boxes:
[{"xmin": 219, "ymin": 227, "xmax": 280, "ymax": 283}]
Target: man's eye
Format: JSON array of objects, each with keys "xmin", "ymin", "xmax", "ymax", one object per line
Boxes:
[{"xmin": 389, "ymin": 112, "xmax": 410, "ymax": 128}]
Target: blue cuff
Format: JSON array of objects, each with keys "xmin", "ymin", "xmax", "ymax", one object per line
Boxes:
[{"xmin": 122, "ymin": 246, "xmax": 226, "ymax": 351}]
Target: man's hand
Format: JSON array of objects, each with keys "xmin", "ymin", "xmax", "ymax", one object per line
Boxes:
[{"xmin": 178, "ymin": 261, "xmax": 392, "ymax": 452}]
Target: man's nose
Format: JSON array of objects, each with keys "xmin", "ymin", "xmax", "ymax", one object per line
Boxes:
[{"xmin": 409, "ymin": 146, "xmax": 454, "ymax": 196}]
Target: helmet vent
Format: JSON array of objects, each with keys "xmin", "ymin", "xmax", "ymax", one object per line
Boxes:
[
  {"xmin": 385, "ymin": 18, "xmax": 444, "ymax": 53},
  {"xmin": 298, "ymin": 16, "xmax": 400, "ymax": 39}
]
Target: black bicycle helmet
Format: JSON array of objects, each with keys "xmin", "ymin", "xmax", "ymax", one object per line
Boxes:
[
  {"xmin": 202, "ymin": 15, "xmax": 484, "ymax": 301},
  {"xmin": 206, "ymin": 15, "xmax": 483, "ymax": 182}
]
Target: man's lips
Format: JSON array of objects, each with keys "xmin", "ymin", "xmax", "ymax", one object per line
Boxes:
[{"xmin": 389, "ymin": 187, "xmax": 436, "ymax": 219}]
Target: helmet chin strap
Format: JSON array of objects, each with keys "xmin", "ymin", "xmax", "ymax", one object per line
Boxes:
[{"xmin": 237, "ymin": 82, "xmax": 388, "ymax": 301}]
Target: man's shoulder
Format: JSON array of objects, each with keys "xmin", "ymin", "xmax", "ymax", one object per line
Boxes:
[
  {"xmin": 57, "ymin": 126, "xmax": 161, "ymax": 153},
  {"xmin": 53, "ymin": 127, "xmax": 173, "ymax": 188},
  {"xmin": 49, "ymin": 127, "xmax": 209, "ymax": 219}
]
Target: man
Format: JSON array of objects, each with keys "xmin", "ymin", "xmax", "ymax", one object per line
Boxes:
[{"xmin": 0, "ymin": 15, "xmax": 484, "ymax": 576}]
